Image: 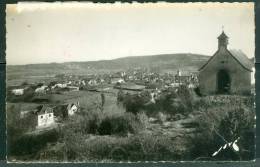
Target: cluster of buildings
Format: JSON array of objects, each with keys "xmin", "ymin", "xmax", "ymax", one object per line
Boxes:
[
  {"xmin": 10, "ymin": 80, "xmax": 81, "ymax": 96},
  {"xmin": 20, "ymin": 102, "xmax": 80, "ymax": 129},
  {"xmin": 12, "ymin": 69, "xmax": 197, "ymax": 95}
]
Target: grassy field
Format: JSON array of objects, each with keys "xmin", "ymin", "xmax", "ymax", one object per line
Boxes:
[
  {"xmin": 7, "ymin": 91, "xmax": 255, "ymax": 162},
  {"xmin": 58, "ymin": 90, "xmax": 124, "ymax": 114},
  {"xmin": 7, "ymin": 88, "xmax": 124, "ymax": 118}
]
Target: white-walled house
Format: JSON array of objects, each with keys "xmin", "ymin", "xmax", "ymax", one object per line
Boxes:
[
  {"xmin": 88, "ymin": 79, "xmax": 97, "ymax": 86},
  {"xmin": 35, "ymin": 85, "xmax": 49, "ymax": 94},
  {"xmin": 170, "ymin": 83, "xmax": 181, "ymax": 88},
  {"xmin": 51, "ymin": 83, "xmax": 67, "ymax": 89},
  {"xmin": 53, "ymin": 102, "xmax": 80, "ymax": 119},
  {"xmin": 12, "ymin": 88, "xmax": 24, "ymax": 95},
  {"xmin": 67, "ymin": 102, "xmax": 80, "ymax": 116},
  {"xmin": 111, "ymin": 78, "xmax": 125, "ymax": 84},
  {"xmin": 81, "ymin": 80, "xmax": 86, "ymax": 86},
  {"xmin": 36, "ymin": 106, "xmax": 55, "ymax": 128},
  {"xmin": 20, "ymin": 110, "xmax": 31, "ymax": 119},
  {"xmin": 67, "ymin": 86, "xmax": 79, "ymax": 91}
]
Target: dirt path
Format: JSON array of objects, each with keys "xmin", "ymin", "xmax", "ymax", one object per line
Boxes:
[{"xmin": 146, "ymin": 114, "xmax": 199, "ymax": 138}]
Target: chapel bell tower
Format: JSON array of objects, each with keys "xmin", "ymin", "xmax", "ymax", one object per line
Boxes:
[{"xmin": 218, "ymin": 31, "xmax": 229, "ymax": 50}]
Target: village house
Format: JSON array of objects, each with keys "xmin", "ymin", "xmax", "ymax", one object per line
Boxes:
[
  {"xmin": 67, "ymin": 102, "xmax": 80, "ymax": 116},
  {"xmin": 170, "ymin": 82, "xmax": 182, "ymax": 88},
  {"xmin": 20, "ymin": 110, "xmax": 31, "ymax": 119},
  {"xmin": 111, "ymin": 77, "xmax": 125, "ymax": 84},
  {"xmin": 88, "ymin": 79, "xmax": 98, "ymax": 86},
  {"xmin": 127, "ymin": 75, "xmax": 136, "ymax": 81},
  {"xmin": 51, "ymin": 83, "xmax": 67, "ymax": 89},
  {"xmin": 11, "ymin": 88, "xmax": 25, "ymax": 96},
  {"xmin": 81, "ymin": 80, "xmax": 86, "ymax": 86},
  {"xmin": 66, "ymin": 86, "xmax": 80, "ymax": 91},
  {"xmin": 198, "ymin": 31, "xmax": 254, "ymax": 95},
  {"xmin": 173, "ymin": 70, "xmax": 193, "ymax": 84},
  {"xmin": 54, "ymin": 102, "xmax": 80, "ymax": 119},
  {"xmin": 35, "ymin": 105, "xmax": 55, "ymax": 128},
  {"xmin": 35, "ymin": 85, "xmax": 49, "ymax": 94}
]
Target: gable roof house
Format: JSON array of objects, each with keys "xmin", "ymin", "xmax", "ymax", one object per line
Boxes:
[
  {"xmin": 67, "ymin": 102, "xmax": 80, "ymax": 116},
  {"xmin": 35, "ymin": 85, "xmax": 49, "ymax": 94},
  {"xmin": 111, "ymin": 77, "xmax": 125, "ymax": 84},
  {"xmin": 35, "ymin": 105, "xmax": 55, "ymax": 128},
  {"xmin": 198, "ymin": 31, "xmax": 254, "ymax": 95},
  {"xmin": 53, "ymin": 102, "xmax": 80, "ymax": 119},
  {"xmin": 11, "ymin": 88, "xmax": 25, "ymax": 96}
]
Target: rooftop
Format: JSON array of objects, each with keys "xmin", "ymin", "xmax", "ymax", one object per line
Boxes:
[
  {"xmin": 228, "ymin": 49, "xmax": 254, "ymax": 71},
  {"xmin": 218, "ymin": 31, "xmax": 228, "ymax": 39},
  {"xmin": 36, "ymin": 105, "xmax": 53, "ymax": 115}
]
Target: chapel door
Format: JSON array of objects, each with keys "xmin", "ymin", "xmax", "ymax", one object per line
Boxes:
[{"xmin": 217, "ymin": 69, "xmax": 231, "ymax": 94}]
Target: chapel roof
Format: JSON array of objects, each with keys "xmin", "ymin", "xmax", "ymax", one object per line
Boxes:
[
  {"xmin": 199, "ymin": 49, "xmax": 254, "ymax": 72},
  {"xmin": 228, "ymin": 49, "xmax": 254, "ymax": 71},
  {"xmin": 218, "ymin": 31, "xmax": 228, "ymax": 39}
]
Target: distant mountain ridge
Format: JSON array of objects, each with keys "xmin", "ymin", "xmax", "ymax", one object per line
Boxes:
[{"xmin": 7, "ymin": 53, "xmax": 211, "ymax": 75}]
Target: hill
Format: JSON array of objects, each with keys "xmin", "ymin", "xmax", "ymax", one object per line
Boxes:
[
  {"xmin": 7, "ymin": 53, "xmax": 210, "ymax": 85},
  {"xmin": 8, "ymin": 53, "xmax": 210, "ymax": 72}
]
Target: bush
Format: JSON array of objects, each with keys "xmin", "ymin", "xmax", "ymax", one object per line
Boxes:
[
  {"xmin": 217, "ymin": 104, "xmax": 255, "ymax": 160},
  {"xmin": 9, "ymin": 129, "xmax": 60, "ymax": 157},
  {"xmin": 136, "ymin": 112, "xmax": 149, "ymax": 128},
  {"xmin": 187, "ymin": 107, "xmax": 225, "ymax": 160},
  {"xmin": 62, "ymin": 133, "xmax": 181, "ymax": 162},
  {"xmin": 117, "ymin": 89, "xmax": 124, "ymax": 104},
  {"xmin": 48, "ymin": 81, "xmax": 58, "ymax": 87},
  {"xmin": 189, "ymin": 101, "xmax": 255, "ymax": 161},
  {"xmin": 127, "ymin": 134, "xmax": 180, "ymax": 161},
  {"xmin": 176, "ymin": 85, "xmax": 196, "ymax": 112},
  {"xmin": 123, "ymin": 93, "xmax": 145, "ymax": 115},
  {"xmin": 155, "ymin": 112, "xmax": 167, "ymax": 123},
  {"xmin": 21, "ymin": 81, "xmax": 29, "ymax": 86},
  {"xmin": 98, "ymin": 112, "xmax": 143, "ymax": 136},
  {"xmin": 34, "ymin": 142, "xmax": 67, "ymax": 162},
  {"xmin": 64, "ymin": 110, "xmax": 104, "ymax": 135},
  {"xmin": 6, "ymin": 87, "xmax": 36, "ymax": 103},
  {"xmin": 62, "ymin": 96, "xmax": 145, "ymax": 137},
  {"xmin": 194, "ymin": 87, "xmax": 202, "ymax": 96},
  {"xmin": 154, "ymin": 86, "xmax": 195, "ymax": 116},
  {"xmin": 156, "ymin": 88, "xmax": 177, "ymax": 114},
  {"xmin": 120, "ymin": 86, "xmax": 196, "ymax": 116},
  {"xmin": 7, "ymin": 104, "xmax": 38, "ymax": 157}
]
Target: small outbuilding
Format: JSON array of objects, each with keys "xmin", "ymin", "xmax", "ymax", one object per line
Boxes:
[{"xmin": 198, "ymin": 31, "xmax": 254, "ymax": 95}]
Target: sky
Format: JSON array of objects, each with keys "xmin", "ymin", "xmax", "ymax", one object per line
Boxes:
[{"xmin": 6, "ymin": 2, "xmax": 255, "ymax": 65}]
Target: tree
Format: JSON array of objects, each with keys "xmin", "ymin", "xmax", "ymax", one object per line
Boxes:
[
  {"xmin": 117, "ymin": 89, "xmax": 124, "ymax": 105},
  {"xmin": 48, "ymin": 81, "xmax": 58, "ymax": 87},
  {"xmin": 101, "ymin": 93, "xmax": 105, "ymax": 112}
]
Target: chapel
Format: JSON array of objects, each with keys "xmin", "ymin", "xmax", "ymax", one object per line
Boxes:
[{"xmin": 198, "ymin": 31, "xmax": 254, "ymax": 95}]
